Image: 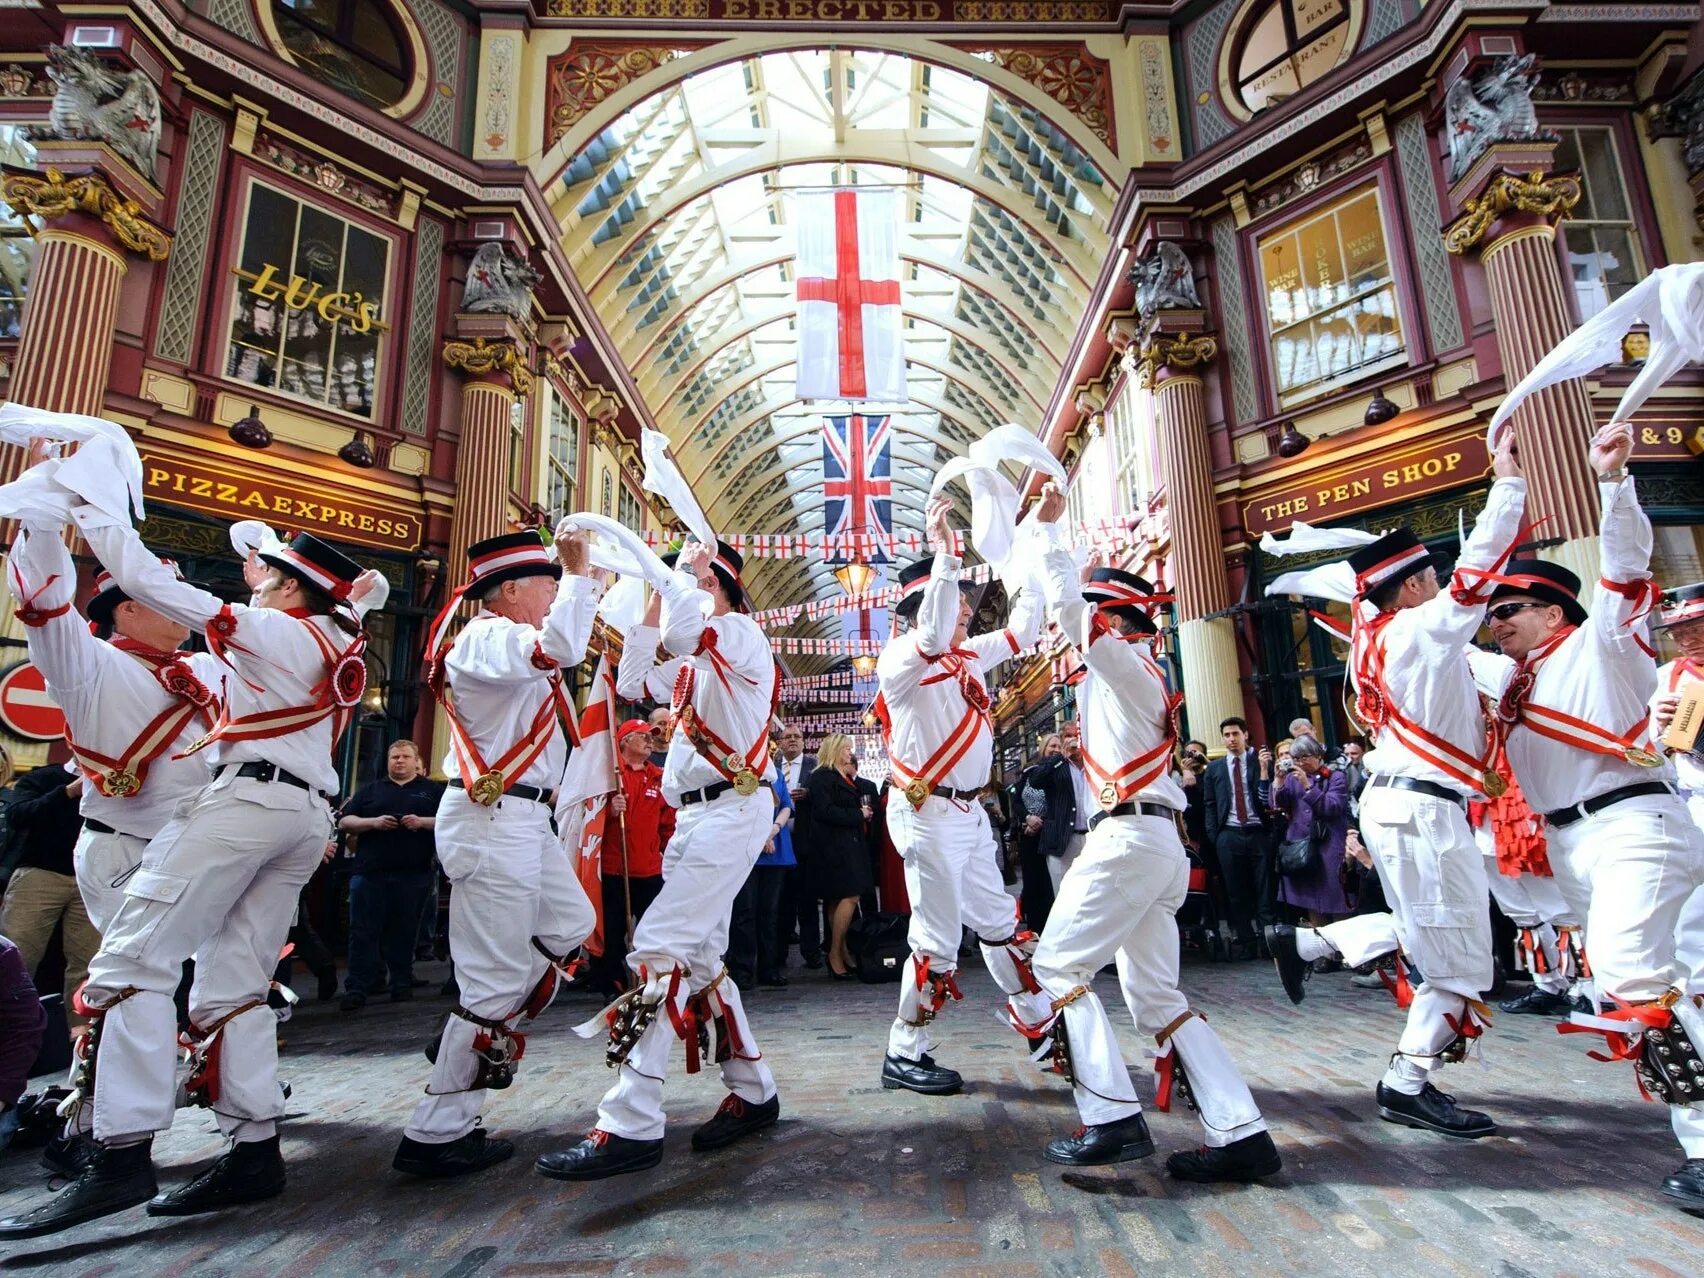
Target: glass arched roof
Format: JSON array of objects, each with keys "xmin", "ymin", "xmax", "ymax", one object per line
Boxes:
[{"xmin": 554, "ymin": 48, "xmax": 1116, "ymax": 659}]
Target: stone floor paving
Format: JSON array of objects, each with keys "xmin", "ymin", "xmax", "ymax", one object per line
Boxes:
[{"xmin": 2, "ymin": 955, "xmax": 1700, "ymax": 1277}]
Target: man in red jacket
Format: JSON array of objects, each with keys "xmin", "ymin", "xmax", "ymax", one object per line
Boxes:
[{"xmin": 592, "ymin": 721, "xmax": 675, "ymax": 998}]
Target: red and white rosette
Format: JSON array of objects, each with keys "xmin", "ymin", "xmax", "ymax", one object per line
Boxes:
[
  {"xmin": 331, "ymin": 645, "xmax": 368, "ymax": 709},
  {"xmin": 157, "ymin": 662, "xmax": 215, "ymax": 711},
  {"xmin": 1497, "ymin": 669, "xmax": 1534, "ymax": 725}
]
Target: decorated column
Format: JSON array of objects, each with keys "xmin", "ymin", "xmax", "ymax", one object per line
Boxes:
[
  {"xmin": 1140, "ymin": 331, "xmax": 1243, "ymax": 742},
  {"xmin": 441, "ymin": 336, "xmax": 535, "ymax": 577}
]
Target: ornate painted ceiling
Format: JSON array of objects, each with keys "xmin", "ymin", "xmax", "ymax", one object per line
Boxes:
[{"xmin": 548, "ymin": 46, "xmax": 1117, "ymax": 650}]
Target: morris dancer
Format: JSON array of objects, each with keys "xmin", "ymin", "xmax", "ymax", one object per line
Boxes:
[
  {"xmin": 392, "ymin": 529, "xmax": 601, "ymax": 1179},
  {"xmin": 1266, "ymin": 432, "xmax": 1525, "ymax": 1138},
  {"xmin": 0, "ymin": 506, "xmax": 382, "ymax": 1239},
  {"xmin": 5, "ymin": 519, "xmax": 224, "ymax": 1176},
  {"xmin": 872, "ymin": 494, "xmax": 1052, "ymax": 1097},
  {"xmin": 1021, "ymin": 494, "xmax": 1280, "ymax": 1177},
  {"xmin": 1649, "ymin": 582, "xmax": 1704, "ymax": 1010},
  {"xmin": 1489, "ymin": 422, "xmax": 1704, "ymax": 1212},
  {"xmin": 538, "ymin": 541, "xmax": 780, "ymax": 1180}
]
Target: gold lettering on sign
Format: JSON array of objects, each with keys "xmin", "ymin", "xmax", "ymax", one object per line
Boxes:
[
  {"xmin": 233, "ymin": 264, "xmax": 388, "ymax": 334},
  {"xmin": 143, "ymin": 459, "xmax": 421, "ymax": 551},
  {"xmin": 722, "ymin": 0, "xmax": 943, "ymax": 14}
]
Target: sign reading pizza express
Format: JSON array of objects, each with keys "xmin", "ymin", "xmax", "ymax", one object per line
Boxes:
[
  {"xmin": 1242, "ymin": 429, "xmax": 1493, "ymax": 537},
  {"xmin": 142, "ymin": 452, "xmax": 422, "ymax": 553}
]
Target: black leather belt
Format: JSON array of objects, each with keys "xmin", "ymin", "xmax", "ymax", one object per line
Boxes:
[
  {"xmin": 929, "ymin": 784, "xmax": 982, "ymax": 802},
  {"xmin": 448, "ymin": 778, "xmax": 557, "ymax": 808},
  {"xmin": 83, "ymin": 817, "xmax": 118, "ymax": 836},
  {"xmin": 225, "ymin": 761, "xmax": 329, "ymax": 801},
  {"xmin": 1545, "ymin": 781, "xmax": 1674, "ymax": 829},
  {"xmin": 1088, "ymin": 802, "xmax": 1176, "ymax": 831},
  {"xmin": 679, "ymin": 777, "xmax": 773, "ymax": 807},
  {"xmin": 1367, "ymin": 775, "xmax": 1466, "ymax": 808}
]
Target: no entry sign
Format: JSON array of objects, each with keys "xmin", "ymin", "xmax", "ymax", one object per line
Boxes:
[{"xmin": 0, "ymin": 662, "xmax": 67, "ymax": 742}]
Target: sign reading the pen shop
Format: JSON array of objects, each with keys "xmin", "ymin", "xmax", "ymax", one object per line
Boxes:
[
  {"xmin": 1241, "ymin": 429, "xmax": 1492, "ymax": 537},
  {"xmin": 141, "ymin": 452, "xmax": 423, "ymax": 554}
]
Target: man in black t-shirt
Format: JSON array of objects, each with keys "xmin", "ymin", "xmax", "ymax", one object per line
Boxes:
[
  {"xmin": 336, "ymin": 741, "xmax": 444, "ymax": 1009},
  {"xmin": 0, "ymin": 764, "xmax": 91, "ymax": 1029}
]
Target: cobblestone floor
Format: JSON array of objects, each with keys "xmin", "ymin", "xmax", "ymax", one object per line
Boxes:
[{"xmin": 1, "ymin": 954, "xmax": 1700, "ymax": 1277}]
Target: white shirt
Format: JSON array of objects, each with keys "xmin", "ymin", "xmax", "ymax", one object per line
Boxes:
[
  {"xmin": 1040, "ymin": 529, "xmax": 1186, "ymax": 814},
  {"xmin": 438, "ymin": 576, "xmax": 603, "ymax": 791},
  {"xmin": 1653, "ymin": 658, "xmax": 1704, "ymax": 829},
  {"xmin": 8, "ymin": 524, "xmax": 223, "ymax": 838},
  {"xmin": 1358, "ymin": 476, "xmax": 1526, "ymax": 797},
  {"xmin": 616, "ymin": 623, "xmax": 684, "ymax": 704},
  {"xmin": 633, "ymin": 568, "xmax": 776, "ymax": 804},
  {"xmin": 778, "ymin": 754, "xmax": 807, "ymax": 790},
  {"xmin": 78, "ymin": 519, "xmax": 382, "ymax": 796},
  {"xmin": 876, "ymin": 550, "xmax": 1042, "ymax": 793},
  {"xmin": 1503, "ymin": 477, "xmax": 1671, "ymax": 814}
]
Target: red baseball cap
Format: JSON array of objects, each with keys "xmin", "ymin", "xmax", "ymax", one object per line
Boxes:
[{"xmin": 617, "ymin": 719, "xmax": 652, "ymax": 744}]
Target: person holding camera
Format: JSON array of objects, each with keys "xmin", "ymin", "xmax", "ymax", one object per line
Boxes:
[{"xmin": 1270, "ymin": 737, "xmax": 1353, "ymax": 935}]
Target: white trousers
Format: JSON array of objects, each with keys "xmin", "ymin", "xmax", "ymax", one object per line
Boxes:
[
  {"xmin": 1545, "ymin": 793, "xmax": 1704, "ymax": 1159},
  {"xmin": 885, "ymin": 797, "xmax": 1048, "ymax": 1060},
  {"xmin": 1033, "ymin": 814, "xmax": 1265, "ymax": 1145},
  {"xmin": 596, "ymin": 788, "xmax": 776, "ymax": 1141},
  {"xmin": 1473, "ymin": 824, "xmax": 1578, "ymax": 995},
  {"xmin": 1047, "ymin": 832, "xmax": 1086, "ymax": 893},
  {"xmin": 73, "ymin": 827, "xmax": 149, "ymax": 935},
  {"xmin": 83, "ymin": 771, "xmax": 330, "ymax": 1146},
  {"xmin": 406, "ymin": 790, "xmax": 596, "ymax": 1143},
  {"xmin": 1316, "ymin": 788, "xmax": 1491, "ymax": 1094}
]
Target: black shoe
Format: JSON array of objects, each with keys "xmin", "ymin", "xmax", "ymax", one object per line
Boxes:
[
  {"xmin": 1570, "ymin": 993, "xmax": 1595, "ymax": 1015},
  {"xmin": 1265, "ymin": 924, "xmax": 1311, "ymax": 1005},
  {"xmin": 1498, "ymin": 986, "xmax": 1574, "ymax": 1017},
  {"xmin": 1662, "ymin": 1158, "xmax": 1704, "ymax": 1212},
  {"xmin": 390, "ymin": 986, "xmax": 416, "ymax": 1003},
  {"xmin": 1165, "ymin": 1131, "xmax": 1282, "ymax": 1182},
  {"xmin": 802, "ymin": 956, "xmax": 825, "ymax": 970},
  {"xmin": 147, "ymin": 1136, "xmax": 286, "ymax": 1216},
  {"xmin": 1043, "ymin": 1113, "xmax": 1155, "ymax": 1166},
  {"xmin": 881, "ymin": 1053, "xmax": 963, "ymax": 1096},
  {"xmin": 393, "ymin": 1128, "xmax": 514, "ymax": 1179},
  {"xmin": 0, "ymin": 1141, "xmax": 156, "ymax": 1240},
  {"xmin": 316, "ymin": 969, "xmax": 338, "ymax": 1002},
  {"xmin": 536, "ymin": 1130, "xmax": 665, "ymax": 1181},
  {"xmin": 758, "ymin": 973, "xmax": 789, "ymax": 989},
  {"xmin": 339, "ymin": 991, "xmax": 367, "ymax": 1013},
  {"xmin": 691, "ymin": 1093, "xmax": 780, "ymax": 1152},
  {"xmin": 1376, "ymin": 1082, "xmax": 1497, "ymax": 1138},
  {"xmin": 42, "ymin": 1131, "xmax": 97, "ymax": 1179}
]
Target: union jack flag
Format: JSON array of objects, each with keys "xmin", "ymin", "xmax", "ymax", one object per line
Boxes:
[{"xmin": 822, "ymin": 414, "xmax": 892, "ymax": 563}]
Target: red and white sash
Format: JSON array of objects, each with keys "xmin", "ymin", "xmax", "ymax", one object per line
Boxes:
[
  {"xmin": 873, "ymin": 645, "xmax": 990, "ymax": 806},
  {"xmin": 67, "ymin": 643, "xmax": 218, "ymax": 798},
  {"xmin": 671, "ymin": 631, "xmax": 777, "ymax": 786},
  {"xmin": 1499, "ymin": 626, "xmax": 1658, "ymax": 764},
  {"xmin": 1080, "ymin": 638, "xmax": 1181, "ymax": 810},
  {"xmin": 189, "ymin": 607, "xmax": 365, "ymax": 753}
]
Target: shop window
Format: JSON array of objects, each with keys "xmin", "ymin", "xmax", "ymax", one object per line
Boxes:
[
  {"xmin": 1257, "ymin": 185, "xmax": 1404, "ymax": 406},
  {"xmin": 1553, "ymin": 126, "xmax": 1645, "ymax": 321},
  {"xmin": 1232, "ymin": 0, "xmax": 1356, "ymax": 114},
  {"xmin": 0, "ymin": 125, "xmax": 37, "ymax": 339},
  {"xmin": 272, "ymin": 0, "xmax": 410, "ymax": 112},
  {"xmin": 545, "ymin": 391, "xmax": 581, "ymax": 518},
  {"xmin": 617, "ymin": 483, "xmax": 642, "ymax": 532},
  {"xmin": 226, "ymin": 182, "xmax": 390, "ymax": 418}
]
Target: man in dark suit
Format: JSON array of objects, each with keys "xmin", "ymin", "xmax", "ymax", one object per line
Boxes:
[
  {"xmin": 1024, "ymin": 722, "xmax": 1091, "ymax": 892},
  {"xmin": 1202, "ymin": 716, "xmax": 1275, "ymax": 957},
  {"xmin": 774, "ymin": 725, "xmax": 821, "ymax": 968}
]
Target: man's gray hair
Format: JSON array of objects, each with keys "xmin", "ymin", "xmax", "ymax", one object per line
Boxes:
[{"xmin": 1290, "ymin": 734, "xmax": 1326, "ymax": 761}]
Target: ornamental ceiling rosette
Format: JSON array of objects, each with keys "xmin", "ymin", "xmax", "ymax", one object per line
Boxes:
[
  {"xmin": 546, "ymin": 42, "xmax": 714, "ymax": 147},
  {"xmin": 952, "ymin": 43, "xmax": 1116, "ymax": 150}
]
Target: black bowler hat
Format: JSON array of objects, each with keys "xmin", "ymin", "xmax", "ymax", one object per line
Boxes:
[
  {"xmin": 663, "ymin": 543, "xmax": 746, "ymax": 607},
  {"xmin": 87, "ymin": 557, "xmax": 183, "ymax": 630},
  {"xmin": 464, "ymin": 530, "xmax": 561, "ymax": 595},
  {"xmin": 1659, "ymin": 581, "xmax": 1704, "ymax": 630},
  {"xmin": 1083, "ymin": 567, "xmax": 1165, "ymax": 634},
  {"xmin": 894, "ymin": 554, "xmax": 974, "ymax": 620},
  {"xmin": 1488, "ymin": 558, "xmax": 1588, "ymax": 627},
  {"xmin": 1347, "ymin": 528, "xmax": 1439, "ymax": 599},
  {"xmin": 261, "ymin": 532, "xmax": 364, "ymax": 600}
]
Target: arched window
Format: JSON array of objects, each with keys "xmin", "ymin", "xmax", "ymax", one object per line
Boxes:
[
  {"xmin": 1233, "ymin": 0, "xmax": 1355, "ymax": 114},
  {"xmin": 272, "ymin": 0, "xmax": 410, "ymax": 111}
]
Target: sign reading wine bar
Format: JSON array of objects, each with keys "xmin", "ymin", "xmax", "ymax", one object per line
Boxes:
[{"xmin": 141, "ymin": 451, "xmax": 423, "ymax": 553}]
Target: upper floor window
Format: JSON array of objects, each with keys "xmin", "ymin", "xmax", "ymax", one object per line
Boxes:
[
  {"xmin": 618, "ymin": 482, "xmax": 642, "ymax": 533},
  {"xmin": 225, "ymin": 181, "xmax": 391, "ymax": 419},
  {"xmin": 545, "ymin": 391, "xmax": 581, "ymax": 518},
  {"xmin": 0, "ymin": 125, "xmax": 37, "ymax": 339},
  {"xmin": 273, "ymin": 0, "xmax": 410, "ymax": 112},
  {"xmin": 1257, "ymin": 184, "xmax": 1404, "ymax": 406},
  {"xmin": 1553, "ymin": 125, "xmax": 1645, "ymax": 322},
  {"xmin": 1234, "ymin": 0, "xmax": 1355, "ymax": 114},
  {"xmin": 508, "ymin": 399, "xmax": 526, "ymax": 494},
  {"xmin": 1108, "ymin": 380, "xmax": 1152, "ymax": 517}
]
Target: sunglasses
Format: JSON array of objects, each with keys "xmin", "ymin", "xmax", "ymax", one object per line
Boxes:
[{"xmin": 1486, "ymin": 601, "xmax": 1548, "ymax": 622}]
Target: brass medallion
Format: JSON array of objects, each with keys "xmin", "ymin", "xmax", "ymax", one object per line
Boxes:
[
  {"xmin": 1098, "ymin": 782, "xmax": 1118, "ymax": 809},
  {"xmin": 1481, "ymin": 771, "xmax": 1508, "ymax": 799},
  {"xmin": 904, "ymin": 778, "xmax": 929, "ymax": 809},
  {"xmin": 105, "ymin": 769, "xmax": 141, "ymax": 798},
  {"xmin": 470, "ymin": 770, "xmax": 505, "ymax": 805},
  {"xmin": 733, "ymin": 770, "xmax": 760, "ymax": 797},
  {"xmin": 1624, "ymin": 746, "xmax": 1664, "ymax": 768}
]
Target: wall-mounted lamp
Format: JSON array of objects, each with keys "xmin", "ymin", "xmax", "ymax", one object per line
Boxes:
[{"xmin": 229, "ymin": 403, "xmax": 272, "ymax": 449}]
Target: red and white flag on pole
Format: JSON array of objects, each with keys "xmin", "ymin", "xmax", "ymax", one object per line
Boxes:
[
  {"xmin": 796, "ymin": 188, "xmax": 905, "ymax": 403},
  {"xmin": 557, "ymin": 654, "xmax": 618, "ymax": 957}
]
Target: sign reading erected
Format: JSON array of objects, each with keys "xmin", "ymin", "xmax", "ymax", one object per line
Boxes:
[
  {"xmin": 0, "ymin": 662, "xmax": 67, "ymax": 742},
  {"xmin": 1242, "ymin": 427, "xmax": 1492, "ymax": 537},
  {"xmin": 141, "ymin": 452, "xmax": 423, "ymax": 553}
]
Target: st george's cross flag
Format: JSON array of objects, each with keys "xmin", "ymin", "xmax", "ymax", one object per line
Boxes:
[
  {"xmin": 822, "ymin": 414, "xmax": 893, "ymax": 563},
  {"xmin": 795, "ymin": 188, "xmax": 905, "ymax": 403}
]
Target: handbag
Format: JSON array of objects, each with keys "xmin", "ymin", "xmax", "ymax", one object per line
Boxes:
[{"xmin": 1277, "ymin": 836, "xmax": 1319, "ymax": 877}]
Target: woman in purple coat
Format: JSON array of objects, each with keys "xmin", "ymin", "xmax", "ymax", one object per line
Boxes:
[
  {"xmin": 1, "ymin": 933, "xmax": 46, "ymax": 1152},
  {"xmin": 1271, "ymin": 736, "xmax": 1353, "ymax": 930}
]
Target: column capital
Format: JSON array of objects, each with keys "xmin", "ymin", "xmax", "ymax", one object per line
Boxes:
[
  {"xmin": 442, "ymin": 337, "xmax": 534, "ymax": 398},
  {"xmin": 1136, "ymin": 332, "xmax": 1218, "ymax": 390},
  {"xmin": 1444, "ymin": 169, "xmax": 1582, "ymax": 257},
  {"xmin": 2, "ymin": 167, "xmax": 171, "ymax": 261}
]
